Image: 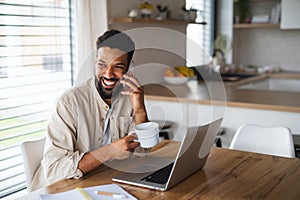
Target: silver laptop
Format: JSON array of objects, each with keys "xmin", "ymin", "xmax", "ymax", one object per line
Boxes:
[{"xmin": 112, "ymin": 118, "xmax": 223, "ymax": 191}]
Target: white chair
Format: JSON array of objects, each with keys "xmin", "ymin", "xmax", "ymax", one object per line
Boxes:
[
  {"xmin": 229, "ymin": 124, "xmax": 295, "ymax": 158},
  {"xmin": 20, "ymin": 137, "xmax": 46, "ymax": 189}
]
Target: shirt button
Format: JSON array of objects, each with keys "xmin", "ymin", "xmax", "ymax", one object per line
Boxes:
[
  {"xmin": 104, "ymin": 105, "xmax": 109, "ymax": 110},
  {"xmin": 101, "ymin": 117, "xmax": 104, "ymax": 121}
]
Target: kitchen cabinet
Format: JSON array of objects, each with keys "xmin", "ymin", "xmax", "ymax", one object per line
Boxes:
[
  {"xmin": 145, "ymin": 100, "xmax": 188, "ymax": 141},
  {"xmin": 143, "ymin": 72, "xmax": 300, "ymax": 147},
  {"xmin": 281, "ymin": 0, "xmax": 300, "ymax": 29},
  {"xmin": 232, "ymin": 0, "xmax": 281, "ymax": 29},
  {"xmin": 146, "ymin": 98, "xmax": 299, "ymax": 147},
  {"xmin": 217, "ymin": 0, "xmax": 300, "ymax": 71},
  {"xmin": 146, "ymin": 98, "xmax": 300, "ymax": 147},
  {"xmin": 188, "ymin": 103, "xmax": 300, "ymax": 147},
  {"xmin": 231, "ymin": 0, "xmax": 300, "ymax": 30}
]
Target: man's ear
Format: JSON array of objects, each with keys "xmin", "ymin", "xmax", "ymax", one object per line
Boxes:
[
  {"xmin": 127, "ymin": 61, "xmax": 134, "ymax": 73},
  {"xmin": 125, "ymin": 65, "xmax": 130, "ymax": 74}
]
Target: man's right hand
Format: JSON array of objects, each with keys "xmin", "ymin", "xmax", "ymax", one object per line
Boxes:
[
  {"xmin": 79, "ymin": 134, "xmax": 140, "ymax": 174},
  {"xmin": 106, "ymin": 134, "xmax": 140, "ymax": 160}
]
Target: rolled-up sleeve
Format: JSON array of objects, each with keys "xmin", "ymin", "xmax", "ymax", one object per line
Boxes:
[{"xmin": 42, "ymin": 95, "xmax": 85, "ymax": 184}]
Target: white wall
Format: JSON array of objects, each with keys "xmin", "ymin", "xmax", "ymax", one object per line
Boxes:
[
  {"xmin": 233, "ymin": 28, "xmax": 300, "ymax": 71},
  {"xmin": 107, "ymin": 0, "xmax": 188, "ymax": 83}
]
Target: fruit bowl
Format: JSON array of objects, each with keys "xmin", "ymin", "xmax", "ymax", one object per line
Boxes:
[{"xmin": 164, "ymin": 76, "xmax": 189, "ymax": 85}]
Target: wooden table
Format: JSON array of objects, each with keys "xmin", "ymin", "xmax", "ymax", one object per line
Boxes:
[{"xmin": 18, "ymin": 141, "xmax": 300, "ymax": 199}]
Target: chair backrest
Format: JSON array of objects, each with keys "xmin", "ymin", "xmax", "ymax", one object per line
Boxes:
[
  {"xmin": 20, "ymin": 137, "xmax": 46, "ymax": 188},
  {"xmin": 229, "ymin": 124, "xmax": 295, "ymax": 158}
]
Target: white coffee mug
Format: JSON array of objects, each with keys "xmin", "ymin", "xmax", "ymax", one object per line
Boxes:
[{"xmin": 134, "ymin": 122, "xmax": 159, "ymax": 148}]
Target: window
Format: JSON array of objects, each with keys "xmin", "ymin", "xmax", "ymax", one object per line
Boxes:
[
  {"xmin": 0, "ymin": 0, "xmax": 75, "ymax": 198},
  {"xmin": 186, "ymin": 0, "xmax": 215, "ymax": 66}
]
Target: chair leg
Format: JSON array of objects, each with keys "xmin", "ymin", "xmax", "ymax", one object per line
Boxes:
[
  {"xmin": 215, "ymin": 136, "xmax": 222, "ymax": 147},
  {"xmin": 294, "ymin": 144, "xmax": 300, "ymax": 159},
  {"xmin": 214, "ymin": 129, "xmax": 225, "ymax": 148},
  {"xmin": 159, "ymin": 131, "xmax": 170, "ymax": 140}
]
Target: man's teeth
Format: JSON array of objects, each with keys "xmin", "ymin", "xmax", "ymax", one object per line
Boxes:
[{"xmin": 103, "ymin": 79, "xmax": 115, "ymax": 86}]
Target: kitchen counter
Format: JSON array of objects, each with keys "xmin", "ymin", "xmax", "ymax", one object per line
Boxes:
[{"xmin": 144, "ymin": 72, "xmax": 300, "ymax": 113}]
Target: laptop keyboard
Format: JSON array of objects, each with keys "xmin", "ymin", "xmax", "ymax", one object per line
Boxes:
[{"xmin": 141, "ymin": 162, "xmax": 174, "ymax": 184}]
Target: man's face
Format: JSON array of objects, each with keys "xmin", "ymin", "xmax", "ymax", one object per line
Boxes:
[{"xmin": 95, "ymin": 47, "xmax": 129, "ymax": 99}]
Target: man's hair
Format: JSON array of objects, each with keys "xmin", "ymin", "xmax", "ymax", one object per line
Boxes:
[{"xmin": 96, "ymin": 29, "xmax": 135, "ymax": 64}]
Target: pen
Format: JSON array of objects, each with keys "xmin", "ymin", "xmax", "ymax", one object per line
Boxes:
[
  {"xmin": 95, "ymin": 190, "xmax": 127, "ymax": 199},
  {"xmin": 76, "ymin": 186, "xmax": 93, "ymax": 200}
]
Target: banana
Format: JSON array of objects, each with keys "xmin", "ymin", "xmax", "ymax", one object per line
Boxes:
[{"xmin": 174, "ymin": 66, "xmax": 194, "ymax": 77}]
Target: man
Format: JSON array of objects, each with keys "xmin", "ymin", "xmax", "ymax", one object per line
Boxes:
[{"xmin": 30, "ymin": 29, "xmax": 148, "ymax": 191}]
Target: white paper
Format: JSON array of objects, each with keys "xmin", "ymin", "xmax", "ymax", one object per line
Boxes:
[{"xmin": 40, "ymin": 184, "xmax": 137, "ymax": 200}]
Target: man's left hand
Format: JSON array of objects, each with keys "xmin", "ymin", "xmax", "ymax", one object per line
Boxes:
[{"xmin": 120, "ymin": 72, "xmax": 148, "ymax": 124}]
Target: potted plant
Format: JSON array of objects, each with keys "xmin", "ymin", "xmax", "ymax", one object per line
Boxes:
[
  {"xmin": 181, "ymin": 4, "xmax": 197, "ymax": 21},
  {"xmin": 156, "ymin": 4, "xmax": 169, "ymax": 20}
]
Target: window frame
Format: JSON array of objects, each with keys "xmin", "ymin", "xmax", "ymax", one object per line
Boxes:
[{"xmin": 0, "ymin": 0, "xmax": 75, "ymax": 198}]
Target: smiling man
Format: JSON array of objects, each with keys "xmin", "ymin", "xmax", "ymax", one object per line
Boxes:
[{"xmin": 29, "ymin": 30, "xmax": 148, "ymax": 191}]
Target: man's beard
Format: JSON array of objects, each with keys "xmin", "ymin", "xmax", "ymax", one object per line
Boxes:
[{"xmin": 96, "ymin": 77, "xmax": 122, "ymax": 99}]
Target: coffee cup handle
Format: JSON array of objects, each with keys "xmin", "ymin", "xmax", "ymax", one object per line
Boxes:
[{"xmin": 128, "ymin": 131, "xmax": 139, "ymax": 142}]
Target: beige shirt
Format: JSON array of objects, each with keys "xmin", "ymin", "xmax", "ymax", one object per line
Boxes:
[{"xmin": 29, "ymin": 77, "xmax": 135, "ymax": 191}]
